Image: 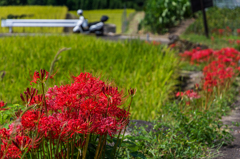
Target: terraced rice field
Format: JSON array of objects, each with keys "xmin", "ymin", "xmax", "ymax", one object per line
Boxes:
[
  {"xmin": 0, "ymin": 6, "xmax": 68, "ymax": 33},
  {"xmin": 0, "ymin": 35, "xmax": 179, "ymax": 120}
]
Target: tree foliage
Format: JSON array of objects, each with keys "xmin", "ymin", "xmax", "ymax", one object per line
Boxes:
[
  {"xmin": 143, "ymin": 0, "xmax": 192, "ymax": 33},
  {"xmin": 0, "ymin": 0, "xmax": 145, "ymax": 10}
]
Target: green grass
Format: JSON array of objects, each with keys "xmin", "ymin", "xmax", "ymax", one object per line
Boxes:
[
  {"xmin": 69, "ymin": 9, "xmax": 135, "ymax": 34},
  {"xmin": 181, "ymin": 34, "xmax": 240, "ymax": 50},
  {"xmin": 186, "ymin": 7, "xmax": 240, "ymax": 36},
  {"xmin": 0, "ymin": 35, "xmax": 179, "ymax": 120},
  {"xmin": 0, "ymin": 6, "xmax": 68, "ymax": 33}
]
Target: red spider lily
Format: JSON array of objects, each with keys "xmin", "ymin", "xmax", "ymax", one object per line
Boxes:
[
  {"xmin": 236, "ymin": 40, "xmax": 240, "ymax": 45},
  {"xmin": 30, "ymin": 69, "xmax": 54, "ymax": 85},
  {"xmin": 169, "ymin": 43, "xmax": 176, "ymax": 48},
  {"xmin": 176, "ymin": 90, "xmax": 200, "ymax": 100},
  {"xmin": 180, "ymin": 49, "xmax": 214, "ymax": 64},
  {"xmin": 12, "ymin": 135, "xmax": 33, "ymax": 151},
  {"xmin": 218, "ymin": 29, "xmax": 224, "ymax": 35},
  {"xmin": 30, "ymin": 71, "xmax": 40, "ymax": 85},
  {"xmin": 176, "ymin": 92, "xmax": 184, "ymax": 97},
  {"xmin": 0, "ymin": 101, "xmax": 5, "ymax": 107},
  {"xmin": 144, "ymin": 40, "xmax": 161, "ymax": 46},
  {"xmin": 237, "ymin": 29, "xmax": 240, "ymax": 35},
  {"xmin": 228, "ymin": 39, "xmax": 234, "ymax": 45},
  {"xmin": 226, "ymin": 26, "xmax": 232, "ymax": 34},
  {"xmin": 128, "ymin": 88, "xmax": 136, "ymax": 97},
  {"xmin": 0, "ymin": 141, "xmax": 22, "ymax": 159},
  {"xmin": 211, "ymin": 36, "xmax": 214, "ymax": 42},
  {"xmin": 152, "ymin": 41, "xmax": 161, "ymax": 46},
  {"xmin": 38, "ymin": 115, "xmax": 69, "ymax": 139},
  {"xmin": 20, "ymin": 87, "xmax": 38, "ymax": 104},
  {"xmin": 181, "ymin": 47, "xmax": 240, "ymax": 94},
  {"xmin": 21, "ymin": 110, "xmax": 41, "ymax": 130},
  {"xmin": 0, "ymin": 101, "xmax": 7, "ymax": 111},
  {"xmin": 0, "ymin": 72, "xmax": 131, "ymax": 158},
  {"xmin": 0, "ymin": 128, "xmax": 10, "ymax": 139}
]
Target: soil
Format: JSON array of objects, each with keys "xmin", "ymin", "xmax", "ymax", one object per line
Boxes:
[{"xmin": 213, "ymin": 94, "xmax": 240, "ymax": 159}]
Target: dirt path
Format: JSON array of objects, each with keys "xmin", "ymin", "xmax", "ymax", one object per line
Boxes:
[
  {"xmin": 120, "ymin": 12, "xmax": 195, "ymax": 44},
  {"xmin": 214, "ymin": 95, "xmax": 240, "ymax": 159},
  {"xmin": 168, "ymin": 18, "xmax": 195, "ymax": 36},
  {"xmin": 126, "ymin": 11, "xmax": 145, "ymax": 35}
]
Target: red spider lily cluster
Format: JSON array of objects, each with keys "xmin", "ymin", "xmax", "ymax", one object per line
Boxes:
[
  {"xmin": 218, "ymin": 29, "xmax": 224, "ymax": 36},
  {"xmin": 176, "ymin": 90, "xmax": 200, "ymax": 100},
  {"xmin": 144, "ymin": 40, "xmax": 161, "ymax": 46},
  {"xmin": 211, "ymin": 27, "xmax": 240, "ymax": 36},
  {"xmin": 0, "ymin": 102, "xmax": 6, "ymax": 111},
  {"xmin": 176, "ymin": 89, "xmax": 200, "ymax": 106},
  {"xmin": 180, "ymin": 47, "xmax": 213, "ymax": 64},
  {"xmin": 0, "ymin": 70, "xmax": 132, "ymax": 158},
  {"xmin": 212, "ymin": 27, "xmax": 232, "ymax": 36},
  {"xmin": 227, "ymin": 39, "xmax": 240, "ymax": 46},
  {"xmin": 237, "ymin": 29, "xmax": 240, "ymax": 36},
  {"xmin": 179, "ymin": 47, "xmax": 240, "ymax": 110},
  {"xmin": 202, "ymin": 48, "xmax": 240, "ymax": 92}
]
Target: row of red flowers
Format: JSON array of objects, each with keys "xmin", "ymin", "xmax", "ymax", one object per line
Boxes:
[
  {"xmin": 212, "ymin": 27, "xmax": 240, "ymax": 36},
  {"xmin": 177, "ymin": 47, "xmax": 240, "ymax": 109}
]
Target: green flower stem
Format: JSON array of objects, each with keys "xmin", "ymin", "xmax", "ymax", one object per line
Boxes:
[
  {"xmin": 67, "ymin": 138, "xmax": 70, "ymax": 159},
  {"xmin": 97, "ymin": 134, "xmax": 107, "ymax": 159},
  {"xmin": 71, "ymin": 135, "xmax": 75, "ymax": 159},
  {"xmin": 94, "ymin": 135, "xmax": 103, "ymax": 159},
  {"xmin": 82, "ymin": 133, "xmax": 90, "ymax": 159}
]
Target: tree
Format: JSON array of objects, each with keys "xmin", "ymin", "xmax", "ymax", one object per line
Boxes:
[
  {"xmin": 67, "ymin": 0, "xmax": 77, "ymax": 10},
  {"xmin": 27, "ymin": 0, "xmax": 47, "ymax": 5},
  {"xmin": 0, "ymin": 0, "xmax": 21, "ymax": 5}
]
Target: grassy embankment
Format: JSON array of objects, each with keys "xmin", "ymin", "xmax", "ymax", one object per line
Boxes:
[
  {"xmin": 0, "ymin": 6, "xmax": 67, "ymax": 33},
  {"xmin": 0, "ymin": 35, "xmax": 179, "ymax": 120},
  {"xmin": 69, "ymin": 9, "xmax": 135, "ymax": 34},
  {"xmin": 183, "ymin": 7, "xmax": 240, "ymax": 50},
  {"xmin": 181, "ymin": 34, "xmax": 240, "ymax": 50}
]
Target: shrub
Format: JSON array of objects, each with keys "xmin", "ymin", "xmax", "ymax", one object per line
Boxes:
[{"xmin": 143, "ymin": 0, "xmax": 191, "ymax": 33}]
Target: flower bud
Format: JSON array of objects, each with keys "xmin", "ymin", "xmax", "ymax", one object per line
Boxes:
[
  {"xmin": 20, "ymin": 94, "xmax": 25, "ymax": 102},
  {"xmin": 128, "ymin": 88, "xmax": 136, "ymax": 97}
]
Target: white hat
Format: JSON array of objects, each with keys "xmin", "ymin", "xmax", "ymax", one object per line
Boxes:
[{"xmin": 77, "ymin": 9, "xmax": 83, "ymax": 15}]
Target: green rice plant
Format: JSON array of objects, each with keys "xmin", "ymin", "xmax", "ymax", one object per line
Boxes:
[
  {"xmin": 0, "ymin": 35, "xmax": 179, "ymax": 120},
  {"xmin": 69, "ymin": 9, "xmax": 135, "ymax": 34},
  {"xmin": 0, "ymin": 6, "xmax": 68, "ymax": 33}
]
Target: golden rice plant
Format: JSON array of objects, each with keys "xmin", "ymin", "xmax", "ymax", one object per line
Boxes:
[{"xmin": 0, "ymin": 6, "xmax": 68, "ymax": 33}]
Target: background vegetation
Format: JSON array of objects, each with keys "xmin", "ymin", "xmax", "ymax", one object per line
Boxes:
[
  {"xmin": 0, "ymin": 6, "xmax": 68, "ymax": 33},
  {"xmin": 186, "ymin": 7, "xmax": 240, "ymax": 36},
  {"xmin": 0, "ymin": 35, "xmax": 179, "ymax": 120},
  {"xmin": 0, "ymin": 0, "xmax": 145, "ymax": 10},
  {"xmin": 142, "ymin": 0, "xmax": 191, "ymax": 34}
]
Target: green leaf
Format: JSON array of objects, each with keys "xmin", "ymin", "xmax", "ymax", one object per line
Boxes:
[
  {"xmin": 162, "ymin": 9, "xmax": 168, "ymax": 17},
  {"xmin": 130, "ymin": 151, "xmax": 146, "ymax": 159}
]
